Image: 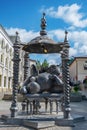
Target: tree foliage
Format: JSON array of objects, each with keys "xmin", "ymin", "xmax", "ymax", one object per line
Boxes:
[
  {"xmin": 42, "ymin": 59, "xmax": 49, "ymax": 68},
  {"xmin": 36, "ymin": 59, "xmax": 49, "ymax": 73}
]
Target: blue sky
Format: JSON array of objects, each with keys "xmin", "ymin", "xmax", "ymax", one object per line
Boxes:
[{"xmin": 1, "ymin": 0, "xmax": 87, "ymax": 64}]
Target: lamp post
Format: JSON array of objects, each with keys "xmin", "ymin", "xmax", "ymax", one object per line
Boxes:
[
  {"xmin": 10, "ymin": 32, "xmax": 20, "ymax": 117},
  {"xmin": 61, "ymin": 31, "xmax": 71, "ymax": 119}
]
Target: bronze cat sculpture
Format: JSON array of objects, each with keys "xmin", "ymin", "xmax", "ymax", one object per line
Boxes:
[{"xmin": 20, "ymin": 65, "xmax": 63, "ymax": 94}]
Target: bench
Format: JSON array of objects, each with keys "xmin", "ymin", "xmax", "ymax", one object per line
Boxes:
[{"xmin": 22, "ymin": 93, "xmax": 63, "ymax": 115}]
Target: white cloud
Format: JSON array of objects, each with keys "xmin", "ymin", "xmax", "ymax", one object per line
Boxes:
[
  {"xmin": 49, "ymin": 29, "xmax": 87, "ymax": 57},
  {"xmin": 41, "ymin": 3, "xmax": 87, "ymax": 28},
  {"xmin": 46, "ymin": 54, "xmax": 61, "ymax": 65},
  {"xmin": 48, "ymin": 59, "xmax": 58, "ymax": 65},
  {"xmin": 79, "ymin": 45, "xmax": 87, "ymax": 54},
  {"xmin": 69, "ymin": 31, "xmax": 87, "ymax": 45},
  {"xmin": 68, "ymin": 31, "xmax": 87, "ymax": 56},
  {"xmin": 6, "ymin": 27, "xmax": 39, "ymax": 43},
  {"xmin": 69, "ymin": 47, "xmax": 77, "ymax": 57},
  {"xmin": 48, "ymin": 29, "xmax": 65, "ymax": 41}
]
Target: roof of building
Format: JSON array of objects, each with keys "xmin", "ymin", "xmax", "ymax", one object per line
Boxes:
[
  {"xmin": 0, "ymin": 24, "xmax": 13, "ymax": 44},
  {"xmin": 0, "ymin": 24, "xmax": 25, "ymax": 46},
  {"xmin": 29, "ymin": 58, "xmax": 36, "ymax": 62},
  {"xmin": 69, "ymin": 56, "xmax": 87, "ymax": 66}
]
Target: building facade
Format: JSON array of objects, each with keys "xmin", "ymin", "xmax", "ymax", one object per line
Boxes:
[
  {"xmin": 69, "ymin": 56, "xmax": 87, "ymax": 83},
  {"xmin": 0, "ymin": 25, "xmax": 13, "ymax": 92},
  {"xmin": 0, "ymin": 25, "xmax": 36, "ymax": 93}
]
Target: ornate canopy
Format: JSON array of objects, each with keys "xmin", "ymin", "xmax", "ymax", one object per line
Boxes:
[{"xmin": 22, "ymin": 13, "xmax": 64, "ymax": 54}]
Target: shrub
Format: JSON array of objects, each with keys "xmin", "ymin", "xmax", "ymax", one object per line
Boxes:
[{"xmin": 74, "ymin": 85, "xmax": 79, "ymax": 92}]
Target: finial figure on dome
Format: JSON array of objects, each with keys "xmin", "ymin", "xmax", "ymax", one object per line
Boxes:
[{"xmin": 40, "ymin": 13, "xmax": 47, "ymax": 35}]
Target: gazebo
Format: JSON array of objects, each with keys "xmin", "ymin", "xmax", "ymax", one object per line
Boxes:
[
  {"xmin": 22, "ymin": 13, "xmax": 71, "ymax": 118},
  {"xmin": 10, "ymin": 13, "xmax": 73, "ymax": 128}
]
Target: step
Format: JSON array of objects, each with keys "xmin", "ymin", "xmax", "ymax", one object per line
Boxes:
[
  {"xmin": 2, "ymin": 93, "xmax": 24, "ymax": 102},
  {"xmin": 23, "ymin": 120, "xmax": 55, "ymax": 129}
]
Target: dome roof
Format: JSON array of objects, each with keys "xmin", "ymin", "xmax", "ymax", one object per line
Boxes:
[
  {"xmin": 22, "ymin": 35, "xmax": 64, "ymax": 53},
  {"xmin": 22, "ymin": 13, "xmax": 64, "ymax": 54}
]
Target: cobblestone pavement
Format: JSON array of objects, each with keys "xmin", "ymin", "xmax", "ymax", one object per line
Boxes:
[{"xmin": 0, "ymin": 100, "xmax": 87, "ymax": 130}]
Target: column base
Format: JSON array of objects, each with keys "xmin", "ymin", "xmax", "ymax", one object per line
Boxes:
[
  {"xmin": 64, "ymin": 107, "xmax": 71, "ymax": 119},
  {"xmin": 10, "ymin": 106, "xmax": 18, "ymax": 117}
]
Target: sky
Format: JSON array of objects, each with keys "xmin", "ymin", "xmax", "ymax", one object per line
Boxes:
[{"xmin": 1, "ymin": 0, "xmax": 87, "ymax": 65}]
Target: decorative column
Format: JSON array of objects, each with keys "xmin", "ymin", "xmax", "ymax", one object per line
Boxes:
[
  {"xmin": 24, "ymin": 52, "xmax": 29, "ymax": 81},
  {"xmin": 21, "ymin": 52, "xmax": 29, "ymax": 112},
  {"xmin": 10, "ymin": 32, "xmax": 20, "ymax": 117},
  {"xmin": 61, "ymin": 31, "xmax": 71, "ymax": 119}
]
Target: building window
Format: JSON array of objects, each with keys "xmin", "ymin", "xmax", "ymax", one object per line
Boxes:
[
  {"xmin": 6, "ymin": 44, "xmax": 9, "ymax": 52},
  {"xmin": 1, "ymin": 54, "xmax": 3, "ymax": 63},
  {"xmin": 1, "ymin": 40, "xmax": 4, "ymax": 49},
  {"xmin": 1, "ymin": 39, "xmax": 5, "ymax": 49},
  {"xmin": 8, "ymin": 77, "xmax": 10, "ymax": 88},
  {"xmin": 84, "ymin": 61, "xmax": 87, "ymax": 70},
  {"xmin": 0, "ymin": 75, "xmax": 2, "ymax": 87},
  {"xmin": 4, "ymin": 76, "xmax": 6, "ymax": 87},
  {"xmin": 10, "ymin": 48, "xmax": 13, "ymax": 56},
  {"xmin": 5, "ymin": 58, "xmax": 8, "ymax": 67}
]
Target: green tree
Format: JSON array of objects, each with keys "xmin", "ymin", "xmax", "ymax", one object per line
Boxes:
[
  {"xmin": 36, "ymin": 59, "xmax": 49, "ymax": 73},
  {"xmin": 42, "ymin": 59, "xmax": 49, "ymax": 68}
]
